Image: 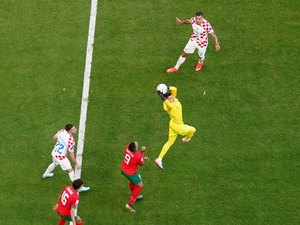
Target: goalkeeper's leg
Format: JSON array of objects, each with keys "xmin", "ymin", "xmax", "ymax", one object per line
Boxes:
[
  {"xmin": 158, "ymin": 133, "xmax": 177, "ymax": 159},
  {"xmin": 184, "ymin": 125, "xmax": 196, "ymax": 140},
  {"xmin": 177, "ymin": 124, "xmax": 196, "ymax": 142}
]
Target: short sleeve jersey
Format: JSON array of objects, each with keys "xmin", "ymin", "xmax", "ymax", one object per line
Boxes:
[
  {"xmin": 56, "ymin": 186, "xmax": 80, "ymax": 217},
  {"xmin": 52, "ymin": 129, "xmax": 75, "ymax": 159},
  {"xmin": 190, "ymin": 17, "xmax": 214, "ymax": 48},
  {"xmin": 121, "ymin": 145, "xmax": 144, "ymax": 175}
]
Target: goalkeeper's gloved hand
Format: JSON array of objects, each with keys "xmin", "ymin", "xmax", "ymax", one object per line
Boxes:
[
  {"xmin": 166, "ymin": 84, "xmax": 170, "ymax": 90},
  {"xmin": 159, "ymin": 92, "xmax": 167, "ymax": 101},
  {"xmin": 157, "ymin": 91, "xmax": 166, "ymax": 100}
]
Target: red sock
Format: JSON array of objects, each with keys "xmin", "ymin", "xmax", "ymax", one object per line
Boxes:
[
  {"xmin": 129, "ymin": 182, "xmax": 135, "ymax": 193},
  {"xmin": 58, "ymin": 218, "xmax": 66, "ymax": 225},
  {"xmin": 129, "ymin": 185, "xmax": 142, "ymax": 205}
]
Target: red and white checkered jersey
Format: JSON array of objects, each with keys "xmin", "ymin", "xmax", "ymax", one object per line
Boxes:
[
  {"xmin": 52, "ymin": 129, "xmax": 75, "ymax": 159},
  {"xmin": 190, "ymin": 17, "xmax": 214, "ymax": 48}
]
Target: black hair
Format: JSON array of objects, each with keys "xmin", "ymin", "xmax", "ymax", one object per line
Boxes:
[
  {"xmin": 65, "ymin": 124, "xmax": 74, "ymax": 132},
  {"xmin": 163, "ymin": 92, "xmax": 172, "ymax": 98},
  {"xmin": 195, "ymin": 11, "xmax": 204, "ymax": 17},
  {"xmin": 72, "ymin": 179, "xmax": 84, "ymax": 190},
  {"xmin": 128, "ymin": 142, "xmax": 136, "ymax": 152}
]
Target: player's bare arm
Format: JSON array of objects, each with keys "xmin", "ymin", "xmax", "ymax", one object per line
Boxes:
[
  {"xmin": 70, "ymin": 207, "xmax": 77, "ymax": 225},
  {"xmin": 210, "ymin": 32, "xmax": 221, "ymax": 51},
  {"xmin": 53, "ymin": 194, "xmax": 61, "ymax": 210},
  {"xmin": 69, "ymin": 151, "xmax": 81, "ymax": 169},
  {"xmin": 52, "ymin": 203, "xmax": 58, "ymax": 211},
  {"xmin": 141, "ymin": 146, "xmax": 149, "ymax": 163},
  {"xmin": 176, "ymin": 17, "xmax": 191, "ymax": 25}
]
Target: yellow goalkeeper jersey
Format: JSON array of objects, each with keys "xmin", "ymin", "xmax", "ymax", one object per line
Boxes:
[{"xmin": 163, "ymin": 86, "xmax": 183, "ymax": 124}]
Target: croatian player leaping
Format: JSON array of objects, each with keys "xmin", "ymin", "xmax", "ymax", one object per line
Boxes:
[
  {"xmin": 155, "ymin": 86, "xmax": 196, "ymax": 170},
  {"xmin": 167, "ymin": 11, "xmax": 221, "ymax": 73}
]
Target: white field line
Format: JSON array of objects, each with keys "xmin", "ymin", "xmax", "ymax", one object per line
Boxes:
[{"xmin": 75, "ymin": 0, "xmax": 98, "ymax": 180}]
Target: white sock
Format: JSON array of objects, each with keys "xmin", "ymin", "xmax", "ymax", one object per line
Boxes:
[
  {"xmin": 68, "ymin": 171, "xmax": 75, "ymax": 182},
  {"xmin": 43, "ymin": 163, "xmax": 56, "ymax": 176},
  {"xmin": 175, "ymin": 56, "xmax": 186, "ymax": 69}
]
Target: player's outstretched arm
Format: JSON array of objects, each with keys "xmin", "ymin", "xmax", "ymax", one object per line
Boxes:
[{"xmin": 176, "ymin": 17, "xmax": 191, "ymax": 24}]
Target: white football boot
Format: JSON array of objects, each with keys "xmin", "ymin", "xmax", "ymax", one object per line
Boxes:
[
  {"xmin": 79, "ymin": 185, "xmax": 90, "ymax": 192},
  {"xmin": 42, "ymin": 173, "xmax": 54, "ymax": 179},
  {"xmin": 154, "ymin": 158, "xmax": 164, "ymax": 170}
]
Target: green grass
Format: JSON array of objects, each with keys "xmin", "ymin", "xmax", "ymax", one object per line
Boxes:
[{"xmin": 0, "ymin": 0, "xmax": 299, "ymax": 224}]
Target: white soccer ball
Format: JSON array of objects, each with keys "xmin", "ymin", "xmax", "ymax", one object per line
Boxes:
[{"xmin": 156, "ymin": 83, "xmax": 168, "ymax": 94}]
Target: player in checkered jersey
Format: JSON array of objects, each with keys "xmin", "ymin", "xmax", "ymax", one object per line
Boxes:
[
  {"xmin": 167, "ymin": 11, "xmax": 221, "ymax": 73},
  {"xmin": 42, "ymin": 124, "xmax": 90, "ymax": 192}
]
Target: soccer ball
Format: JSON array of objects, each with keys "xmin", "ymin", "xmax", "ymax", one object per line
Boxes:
[{"xmin": 156, "ymin": 83, "xmax": 168, "ymax": 94}]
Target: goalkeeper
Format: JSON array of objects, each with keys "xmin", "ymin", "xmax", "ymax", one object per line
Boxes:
[{"xmin": 154, "ymin": 85, "xmax": 196, "ymax": 170}]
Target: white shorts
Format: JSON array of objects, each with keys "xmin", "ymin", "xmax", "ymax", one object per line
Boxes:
[
  {"xmin": 183, "ymin": 39, "xmax": 208, "ymax": 60},
  {"xmin": 51, "ymin": 151, "xmax": 72, "ymax": 170}
]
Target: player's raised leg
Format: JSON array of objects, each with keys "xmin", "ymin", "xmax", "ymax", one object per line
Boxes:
[{"xmin": 181, "ymin": 125, "xmax": 196, "ymax": 142}]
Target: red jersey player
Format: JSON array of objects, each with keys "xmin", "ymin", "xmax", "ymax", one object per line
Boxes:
[
  {"xmin": 53, "ymin": 179, "xmax": 84, "ymax": 225},
  {"xmin": 121, "ymin": 142, "xmax": 149, "ymax": 213}
]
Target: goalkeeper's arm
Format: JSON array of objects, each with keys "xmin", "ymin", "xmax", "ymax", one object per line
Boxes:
[{"xmin": 169, "ymin": 86, "xmax": 177, "ymax": 97}]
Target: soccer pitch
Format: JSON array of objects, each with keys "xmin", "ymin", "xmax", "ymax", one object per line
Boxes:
[{"xmin": 1, "ymin": 0, "xmax": 299, "ymax": 224}]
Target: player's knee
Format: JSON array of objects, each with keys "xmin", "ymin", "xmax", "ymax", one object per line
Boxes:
[
  {"xmin": 137, "ymin": 181, "xmax": 143, "ymax": 188},
  {"xmin": 192, "ymin": 127, "xmax": 196, "ymax": 133},
  {"xmin": 182, "ymin": 51, "xmax": 188, "ymax": 57},
  {"xmin": 67, "ymin": 169, "xmax": 74, "ymax": 173}
]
